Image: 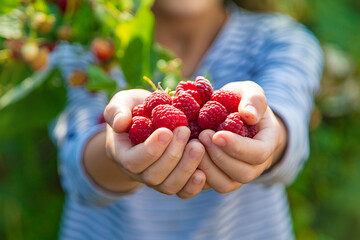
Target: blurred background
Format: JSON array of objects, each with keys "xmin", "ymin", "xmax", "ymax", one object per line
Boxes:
[{"xmin": 0, "ymin": 0, "xmax": 359, "ymax": 239}]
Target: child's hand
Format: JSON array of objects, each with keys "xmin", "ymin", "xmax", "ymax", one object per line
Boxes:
[
  {"xmin": 198, "ymin": 81, "xmax": 287, "ymax": 193},
  {"xmin": 104, "ymin": 89, "xmax": 206, "ymax": 199}
]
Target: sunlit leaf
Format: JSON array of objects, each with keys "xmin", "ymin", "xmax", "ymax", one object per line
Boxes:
[
  {"xmin": 86, "ymin": 65, "xmax": 117, "ymax": 94},
  {"xmin": 0, "ymin": 68, "xmax": 66, "ymax": 139},
  {"xmin": 0, "ymin": 12, "xmax": 23, "ymax": 39},
  {"xmin": 0, "ymin": 68, "xmax": 59, "ymax": 110},
  {"xmin": 0, "ymin": 0, "xmax": 21, "ymax": 14},
  {"xmin": 115, "ymin": 0, "xmax": 155, "ymax": 87}
]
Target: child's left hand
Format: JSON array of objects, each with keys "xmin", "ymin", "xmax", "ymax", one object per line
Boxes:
[{"xmin": 198, "ymin": 81, "xmax": 288, "ymax": 193}]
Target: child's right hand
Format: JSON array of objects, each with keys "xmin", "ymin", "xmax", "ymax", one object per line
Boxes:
[{"xmin": 104, "ymin": 89, "xmax": 206, "ymax": 199}]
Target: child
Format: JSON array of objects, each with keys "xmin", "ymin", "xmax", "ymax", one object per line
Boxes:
[{"xmin": 50, "ymin": 0, "xmax": 323, "ymax": 239}]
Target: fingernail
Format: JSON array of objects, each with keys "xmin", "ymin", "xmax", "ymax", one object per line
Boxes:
[
  {"xmin": 113, "ymin": 112, "xmax": 122, "ymax": 127},
  {"xmin": 189, "ymin": 148, "xmax": 203, "ymax": 159},
  {"xmin": 214, "ymin": 137, "xmax": 226, "ymax": 147},
  {"xmin": 245, "ymin": 105, "xmax": 258, "ymax": 121},
  {"xmin": 192, "ymin": 174, "xmax": 203, "ymax": 185},
  {"xmin": 176, "ymin": 128, "xmax": 189, "ymax": 142},
  {"xmin": 158, "ymin": 132, "xmax": 171, "ymax": 144},
  {"xmin": 200, "ymin": 134, "xmax": 212, "ymax": 146}
]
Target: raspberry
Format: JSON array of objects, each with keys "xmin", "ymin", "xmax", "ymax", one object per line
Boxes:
[
  {"xmin": 210, "ymin": 90, "xmax": 241, "ymax": 113},
  {"xmin": 143, "ymin": 91, "xmax": 172, "ymax": 117},
  {"xmin": 175, "ymin": 81, "xmax": 205, "ymax": 106},
  {"xmin": 188, "ymin": 121, "xmax": 202, "ymax": 139},
  {"xmin": 128, "ymin": 117, "xmax": 154, "ymax": 145},
  {"xmin": 68, "ymin": 69, "xmax": 88, "ymax": 86},
  {"xmin": 91, "ymin": 38, "xmax": 114, "ymax": 62},
  {"xmin": 132, "ymin": 104, "xmax": 146, "ymax": 117},
  {"xmin": 152, "ymin": 105, "xmax": 188, "ymax": 131},
  {"xmin": 195, "ymin": 76, "xmax": 213, "ymax": 102},
  {"xmin": 176, "ymin": 81, "xmax": 197, "ymax": 94},
  {"xmin": 218, "ymin": 112, "xmax": 247, "ymax": 137},
  {"xmin": 97, "ymin": 113, "xmax": 106, "ymax": 124},
  {"xmin": 173, "ymin": 92, "xmax": 200, "ymax": 121},
  {"xmin": 198, "ymin": 101, "xmax": 228, "ymax": 131},
  {"xmin": 246, "ymin": 124, "xmax": 258, "ymax": 138},
  {"xmin": 186, "ymin": 90, "xmax": 204, "ymax": 106}
]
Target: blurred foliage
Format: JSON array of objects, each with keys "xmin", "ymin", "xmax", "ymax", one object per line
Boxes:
[
  {"xmin": 285, "ymin": 1, "xmax": 360, "ymax": 240},
  {"xmin": 0, "ymin": 0, "xmax": 360, "ymax": 239}
]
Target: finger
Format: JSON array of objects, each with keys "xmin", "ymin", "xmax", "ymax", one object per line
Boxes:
[
  {"xmin": 156, "ymin": 140, "xmax": 205, "ymax": 195},
  {"xmin": 203, "ymin": 182, "xmax": 211, "ymax": 191},
  {"xmin": 104, "ymin": 89, "xmax": 151, "ymax": 132},
  {"xmin": 199, "ymin": 130, "xmax": 269, "ymax": 184},
  {"xmin": 177, "ymin": 169, "xmax": 206, "ymax": 199},
  {"xmin": 222, "ymin": 81, "xmax": 267, "ymax": 125},
  {"xmin": 199, "ymin": 151, "xmax": 242, "ymax": 194},
  {"xmin": 141, "ymin": 126, "xmax": 190, "ymax": 186},
  {"xmin": 211, "ymin": 109, "xmax": 279, "ymax": 165},
  {"xmin": 116, "ymin": 128, "xmax": 173, "ymax": 174},
  {"xmin": 106, "ymin": 125, "xmax": 133, "ymax": 159}
]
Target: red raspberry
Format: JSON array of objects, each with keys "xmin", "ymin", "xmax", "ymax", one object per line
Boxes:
[
  {"xmin": 186, "ymin": 90, "xmax": 204, "ymax": 106},
  {"xmin": 175, "ymin": 81, "xmax": 205, "ymax": 106},
  {"xmin": 246, "ymin": 124, "xmax": 258, "ymax": 138},
  {"xmin": 176, "ymin": 81, "xmax": 197, "ymax": 94},
  {"xmin": 173, "ymin": 92, "xmax": 200, "ymax": 121},
  {"xmin": 97, "ymin": 113, "xmax": 106, "ymax": 124},
  {"xmin": 132, "ymin": 104, "xmax": 146, "ymax": 117},
  {"xmin": 210, "ymin": 90, "xmax": 241, "ymax": 113},
  {"xmin": 218, "ymin": 112, "xmax": 247, "ymax": 137},
  {"xmin": 143, "ymin": 91, "xmax": 172, "ymax": 117},
  {"xmin": 188, "ymin": 121, "xmax": 202, "ymax": 139},
  {"xmin": 195, "ymin": 76, "xmax": 213, "ymax": 102},
  {"xmin": 128, "ymin": 117, "xmax": 154, "ymax": 145},
  {"xmin": 198, "ymin": 101, "xmax": 228, "ymax": 131},
  {"xmin": 152, "ymin": 105, "xmax": 188, "ymax": 131},
  {"xmin": 91, "ymin": 38, "xmax": 114, "ymax": 62}
]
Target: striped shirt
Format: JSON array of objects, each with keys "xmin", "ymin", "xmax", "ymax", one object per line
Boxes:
[{"xmin": 50, "ymin": 6, "xmax": 323, "ymax": 240}]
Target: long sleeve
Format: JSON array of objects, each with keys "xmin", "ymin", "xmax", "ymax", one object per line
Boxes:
[
  {"xmin": 252, "ymin": 16, "xmax": 324, "ymax": 185},
  {"xmin": 49, "ymin": 43, "xmax": 125, "ymax": 207}
]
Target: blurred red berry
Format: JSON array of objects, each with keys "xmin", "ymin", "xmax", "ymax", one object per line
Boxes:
[
  {"xmin": 68, "ymin": 69, "xmax": 88, "ymax": 86},
  {"xmin": 91, "ymin": 38, "xmax": 114, "ymax": 62}
]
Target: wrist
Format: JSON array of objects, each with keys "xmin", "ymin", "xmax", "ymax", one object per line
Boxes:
[
  {"xmin": 269, "ymin": 113, "xmax": 288, "ymax": 170},
  {"xmin": 83, "ymin": 130, "xmax": 141, "ymax": 194}
]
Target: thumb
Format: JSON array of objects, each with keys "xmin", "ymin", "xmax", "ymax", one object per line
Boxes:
[
  {"xmin": 112, "ymin": 109, "xmax": 133, "ymax": 133},
  {"xmin": 222, "ymin": 81, "xmax": 267, "ymax": 125},
  {"xmin": 104, "ymin": 89, "xmax": 151, "ymax": 133},
  {"xmin": 238, "ymin": 87, "xmax": 267, "ymax": 125}
]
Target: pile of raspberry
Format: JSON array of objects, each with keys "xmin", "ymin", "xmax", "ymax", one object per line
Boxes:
[{"xmin": 129, "ymin": 76, "xmax": 258, "ymax": 145}]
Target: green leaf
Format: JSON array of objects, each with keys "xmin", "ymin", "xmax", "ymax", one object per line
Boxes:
[
  {"xmin": 115, "ymin": 0, "xmax": 155, "ymax": 88},
  {"xmin": 0, "ymin": 0, "xmax": 21, "ymax": 14},
  {"xmin": 86, "ymin": 65, "xmax": 117, "ymax": 94},
  {"xmin": 70, "ymin": 1, "xmax": 97, "ymax": 45},
  {"xmin": 0, "ymin": 12, "xmax": 23, "ymax": 39},
  {"xmin": 0, "ymin": 68, "xmax": 66, "ymax": 139},
  {"xmin": 0, "ymin": 68, "xmax": 59, "ymax": 110}
]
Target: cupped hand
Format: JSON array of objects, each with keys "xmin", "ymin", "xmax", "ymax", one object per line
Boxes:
[
  {"xmin": 104, "ymin": 89, "xmax": 207, "ymax": 199},
  {"xmin": 198, "ymin": 81, "xmax": 287, "ymax": 194}
]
